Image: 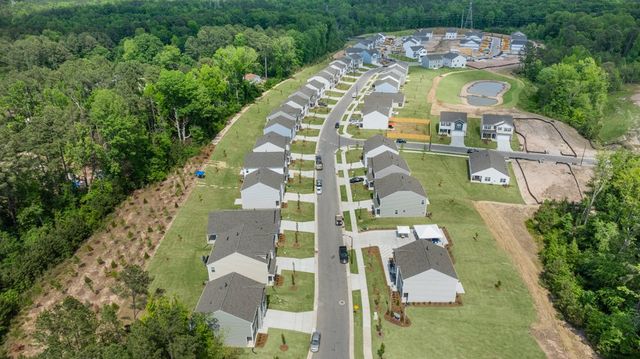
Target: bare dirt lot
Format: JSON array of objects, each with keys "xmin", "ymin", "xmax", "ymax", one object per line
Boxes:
[
  {"xmin": 512, "ymin": 160, "xmax": 593, "ymax": 205},
  {"xmin": 475, "ymin": 201, "xmax": 597, "ymax": 359},
  {"xmin": 515, "ymin": 119, "xmax": 573, "ymax": 156}
]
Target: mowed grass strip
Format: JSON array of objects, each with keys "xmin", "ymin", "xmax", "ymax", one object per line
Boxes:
[
  {"xmin": 239, "ymin": 329, "xmax": 310, "ymax": 359},
  {"xmin": 278, "ymin": 231, "xmax": 314, "ymax": 258},
  {"xmin": 363, "ymin": 152, "xmax": 542, "ymax": 358},
  {"xmin": 345, "ymin": 149, "xmax": 362, "ymax": 163},
  {"xmin": 290, "ymin": 159, "xmax": 315, "ymax": 171},
  {"xmin": 353, "ymin": 290, "xmax": 364, "ymax": 359},
  {"xmin": 282, "ymin": 201, "xmax": 315, "ymax": 222},
  {"xmin": 350, "ymin": 183, "xmax": 371, "ymax": 202},
  {"xmin": 304, "ymin": 116, "xmax": 325, "ymax": 125},
  {"xmin": 290, "ymin": 139, "xmax": 317, "ymax": 155},
  {"xmin": 286, "ymin": 175, "xmax": 314, "ymax": 194},
  {"xmin": 268, "ymin": 270, "xmax": 314, "ymax": 312},
  {"xmin": 147, "ymin": 61, "xmax": 329, "ymax": 309}
]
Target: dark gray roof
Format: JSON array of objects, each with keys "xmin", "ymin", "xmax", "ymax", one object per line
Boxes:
[
  {"xmin": 207, "ymin": 229, "xmax": 275, "ymax": 265},
  {"xmin": 269, "ymin": 104, "xmax": 302, "ymax": 119},
  {"xmin": 254, "ymin": 132, "xmax": 289, "ymax": 150},
  {"xmin": 362, "ymin": 101, "xmax": 391, "ymax": 116},
  {"xmin": 243, "ymin": 152, "xmax": 287, "ymax": 170},
  {"xmin": 349, "ymin": 53, "xmax": 363, "ymax": 61},
  {"xmin": 410, "ymin": 45, "xmax": 424, "ymax": 51},
  {"xmin": 465, "ymin": 30, "xmax": 483, "ymax": 38},
  {"xmin": 511, "ymin": 39, "xmax": 528, "ymax": 46},
  {"xmin": 423, "ymin": 54, "xmax": 443, "ymax": 62},
  {"xmin": 440, "ymin": 111, "xmax": 467, "ymax": 124},
  {"xmin": 375, "ymin": 173, "xmax": 426, "ymax": 199},
  {"xmin": 345, "ymin": 47, "xmax": 365, "ymax": 55},
  {"xmin": 265, "ymin": 116, "xmax": 296, "ymax": 131},
  {"xmin": 242, "ymin": 168, "xmax": 284, "ymax": 191},
  {"xmin": 469, "ymin": 150, "xmax": 509, "ymax": 176},
  {"xmin": 195, "ymin": 273, "xmax": 265, "ymax": 322},
  {"xmin": 306, "ymin": 80, "xmax": 325, "ymax": 91},
  {"xmin": 363, "ymin": 135, "xmax": 397, "ymax": 154},
  {"xmin": 314, "ymin": 72, "xmax": 333, "ymax": 82},
  {"xmin": 365, "ymin": 49, "xmax": 380, "ymax": 56},
  {"xmin": 207, "ymin": 209, "xmax": 280, "ymax": 237},
  {"xmin": 482, "ymin": 114, "xmax": 513, "ymax": 126},
  {"xmin": 330, "ymin": 61, "xmax": 347, "ymax": 69},
  {"xmin": 394, "ymin": 240, "xmax": 457, "ymax": 279},
  {"xmin": 511, "ymin": 31, "xmax": 527, "ymax": 40},
  {"xmin": 443, "ymin": 52, "xmax": 462, "ymax": 60},
  {"xmin": 286, "ymin": 94, "xmax": 308, "ymax": 107},
  {"xmin": 295, "ymin": 86, "xmax": 318, "ymax": 100},
  {"xmin": 404, "ymin": 36, "xmax": 420, "ymax": 44},
  {"xmin": 367, "ymin": 92, "xmax": 405, "ymax": 106},
  {"xmin": 369, "ymin": 152, "xmax": 410, "ymax": 174},
  {"xmin": 322, "ymin": 67, "xmax": 340, "ymax": 77}
]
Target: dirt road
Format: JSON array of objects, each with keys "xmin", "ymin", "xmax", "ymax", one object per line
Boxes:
[{"xmin": 474, "ymin": 201, "xmax": 597, "ymax": 359}]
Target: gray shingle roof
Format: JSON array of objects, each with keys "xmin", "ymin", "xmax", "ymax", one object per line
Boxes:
[
  {"xmin": 265, "ymin": 116, "xmax": 296, "ymax": 131},
  {"xmin": 286, "ymin": 94, "xmax": 308, "ymax": 107},
  {"xmin": 330, "ymin": 61, "xmax": 347, "ymax": 70},
  {"xmin": 511, "ymin": 39, "xmax": 528, "ymax": 46},
  {"xmin": 423, "ymin": 54, "xmax": 443, "ymax": 62},
  {"xmin": 363, "ymin": 135, "xmax": 397, "ymax": 154},
  {"xmin": 366, "ymin": 92, "xmax": 405, "ymax": 106},
  {"xmin": 345, "ymin": 47, "xmax": 365, "ymax": 55},
  {"xmin": 511, "ymin": 31, "xmax": 527, "ymax": 40},
  {"xmin": 443, "ymin": 52, "xmax": 462, "ymax": 60},
  {"xmin": 207, "ymin": 228, "xmax": 275, "ymax": 265},
  {"xmin": 295, "ymin": 86, "xmax": 317, "ymax": 100},
  {"xmin": 375, "ymin": 173, "xmax": 426, "ymax": 199},
  {"xmin": 322, "ymin": 67, "xmax": 340, "ymax": 77},
  {"xmin": 374, "ymin": 78, "xmax": 399, "ymax": 89},
  {"xmin": 362, "ymin": 94, "xmax": 393, "ymax": 116},
  {"xmin": 207, "ymin": 209, "xmax": 280, "ymax": 238},
  {"xmin": 269, "ymin": 104, "xmax": 302, "ymax": 119},
  {"xmin": 440, "ymin": 111, "xmax": 467, "ymax": 124},
  {"xmin": 242, "ymin": 168, "xmax": 284, "ymax": 191},
  {"xmin": 254, "ymin": 132, "xmax": 289, "ymax": 150},
  {"xmin": 349, "ymin": 53, "xmax": 362, "ymax": 61},
  {"xmin": 469, "ymin": 150, "xmax": 509, "ymax": 176},
  {"xmin": 369, "ymin": 152, "xmax": 410, "ymax": 174},
  {"xmin": 482, "ymin": 114, "xmax": 513, "ymax": 126},
  {"xmin": 410, "ymin": 45, "xmax": 424, "ymax": 51},
  {"xmin": 195, "ymin": 273, "xmax": 265, "ymax": 322},
  {"xmin": 394, "ymin": 240, "xmax": 457, "ymax": 279},
  {"xmin": 306, "ymin": 79, "xmax": 325, "ymax": 91},
  {"xmin": 243, "ymin": 152, "xmax": 287, "ymax": 170}
]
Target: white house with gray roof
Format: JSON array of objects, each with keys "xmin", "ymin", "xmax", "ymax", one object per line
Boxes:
[
  {"xmin": 438, "ymin": 111, "xmax": 468, "ymax": 136},
  {"xmin": 510, "ymin": 31, "xmax": 528, "ymax": 54},
  {"xmin": 195, "ymin": 273, "xmax": 267, "ymax": 347},
  {"xmin": 267, "ymin": 104, "xmax": 303, "ymax": 127},
  {"xmin": 391, "ymin": 240, "xmax": 463, "ymax": 303},
  {"xmin": 481, "ymin": 114, "xmax": 514, "ymax": 141},
  {"xmin": 406, "ymin": 45, "xmax": 427, "ymax": 60},
  {"xmin": 283, "ymin": 94, "xmax": 309, "ymax": 116},
  {"xmin": 442, "ymin": 52, "xmax": 466, "ymax": 68},
  {"xmin": 373, "ymin": 77, "xmax": 400, "ymax": 94},
  {"xmin": 366, "ymin": 152, "xmax": 410, "ymax": 189},
  {"xmin": 421, "ymin": 54, "xmax": 443, "ymax": 69},
  {"xmin": 380, "ymin": 67, "xmax": 406, "ymax": 85},
  {"xmin": 241, "ymin": 168, "xmax": 284, "ymax": 209},
  {"xmin": 292, "ymin": 86, "xmax": 319, "ymax": 108},
  {"xmin": 206, "ymin": 209, "xmax": 280, "ymax": 244},
  {"xmin": 363, "ymin": 135, "xmax": 398, "ymax": 166},
  {"xmin": 468, "ymin": 150, "xmax": 510, "ymax": 185},
  {"xmin": 263, "ymin": 116, "xmax": 296, "ymax": 139},
  {"xmin": 373, "ymin": 173, "xmax": 428, "ymax": 217},
  {"xmin": 444, "ymin": 28, "xmax": 458, "ymax": 40},
  {"xmin": 305, "ymin": 79, "xmax": 326, "ymax": 97},
  {"xmin": 253, "ymin": 132, "xmax": 289, "ymax": 153},
  {"xmin": 242, "ymin": 152, "xmax": 288, "ymax": 178},
  {"xmin": 361, "ymin": 96, "xmax": 393, "ymax": 130}
]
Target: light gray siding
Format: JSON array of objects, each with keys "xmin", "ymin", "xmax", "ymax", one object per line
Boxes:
[
  {"xmin": 375, "ymin": 190, "xmax": 427, "ymax": 217},
  {"xmin": 241, "ymin": 183, "xmax": 282, "ymax": 209},
  {"xmin": 212, "ymin": 310, "xmax": 254, "ymax": 347},
  {"xmin": 402, "ymin": 270, "xmax": 458, "ymax": 303}
]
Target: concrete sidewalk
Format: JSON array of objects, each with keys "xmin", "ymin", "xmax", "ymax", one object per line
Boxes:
[
  {"xmin": 301, "ymin": 123, "xmax": 323, "ymax": 130},
  {"xmin": 260, "ymin": 310, "xmax": 315, "ymax": 334},
  {"xmin": 338, "ymin": 162, "xmax": 365, "ymax": 170},
  {"xmin": 290, "ymin": 153, "xmax": 316, "ymax": 161},
  {"xmin": 277, "ymin": 257, "xmax": 315, "ymax": 274},
  {"xmin": 354, "ymin": 248, "xmax": 373, "ymax": 359},
  {"xmin": 341, "ymin": 199, "xmax": 373, "ymax": 211},
  {"xmin": 289, "ymin": 169, "xmax": 315, "ymax": 178},
  {"xmin": 284, "ymin": 192, "xmax": 316, "ymax": 203},
  {"xmin": 295, "ymin": 135, "xmax": 319, "ymax": 142},
  {"xmin": 281, "ymin": 220, "xmax": 316, "ymax": 233}
]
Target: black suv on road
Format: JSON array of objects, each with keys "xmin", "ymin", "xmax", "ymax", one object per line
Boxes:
[{"xmin": 339, "ymin": 246, "xmax": 349, "ymax": 264}]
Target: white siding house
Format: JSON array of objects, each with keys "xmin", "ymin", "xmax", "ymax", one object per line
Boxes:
[
  {"xmin": 373, "ymin": 78, "xmax": 400, "ymax": 93},
  {"xmin": 363, "ymin": 135, "xmax": 398, "ymax": 166},
  {"xmin": 442, "ymin": 52, "xmax": 466, "ymax": 68},
  {"xmin": 468, "ymin": 150, "xmax": 511, "ymax": 185},
  {"xmin": 241, "ymin": 168, "xmax": 284, "ymax": 209},
  {"xmin": 373, "ymin": 173, "xmax": 428, "ymax": 217},
  {"xmin": 263, "ymin": 117, "xmax": 296, "ymax": 139},
  {"xmin": 438, "ymin": 111, "xmax": 468, "ymax": 136},
  {"xmin": 444, "ymin": 28, "xmax": 458, "ymax": 40}
]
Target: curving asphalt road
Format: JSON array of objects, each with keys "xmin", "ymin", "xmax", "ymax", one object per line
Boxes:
[{"xmin": 312, "ymin": 68, "xmax": 378, "ymax": 359}]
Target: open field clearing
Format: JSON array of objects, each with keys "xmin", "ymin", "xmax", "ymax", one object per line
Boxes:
[{"xmin": 513, "ymin": 160, "xmax": 593, "ymax": 205}]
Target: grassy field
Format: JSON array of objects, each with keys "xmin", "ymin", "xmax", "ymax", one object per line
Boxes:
[
  {"xmin": 349, "ymin": 249, "xmax": 359, "ymax": 274},
  {"xmin": 465, "ymin": 118, "xmax": 498, "ymax": 149},
  {"xmin": 348, "ymin": 168, "xmax": 366, "ymax": 178},
  {"xmin": 343, "ymin": 210, "xmax": 352, "ymax": 232},
  {"xmin": 336, "ymin": 83, "xmax": 352, "ymax": 91},
  {"xmin": 362, "ymin": 152, "xmax": 542, "ymax": 358},
  {"xmin": 290, "ymin": 140, "xmax": 317, "ymax": 154},
  {"xmin": 346, "ymin": 126, "xmax": 386, "ymax": 139},
  {"xmin": 268, "ymin": 270, "xmax": 314, "ymax": 312},
  {"xmin": 286, "ymin": 175, "xmax": 314, "ymax": 194},
  {"xmin": 345, "ymin": 149, "xmax": 362, "ymax": 163},
  {"xmin": 436, "ymin": 70, "xmax": 525, "ymax": 108},
  {"xmin": 399, "ymin": 67, "xmax": 457, "ymax": 145},
  {"xmin": 291, "ymin": 159, "xmax": 315, "ymax": 171},
  {"xmin": 340, "ymin": 185, "xmax": 348, "ymax": 202},
  {"xmin": 351, "ymin": 183, "xmax": 372, "ymax": 202},
  {"xmin": 239, "ymin": 329, "xmax": 310, "ymax": 359},
  {"xmin": 147, "ymin": 61, "xmax": 329, "ymax": 309},
  {"xmin": 326, "ymin": 90, "xmax": 345, "ymax": 98},
  {"xmin": 298, "ymin": 128, "xmax": 320, "ymax": 137},
  {"xmin": 278, "ymin": 231, "xmax": 314, "ymax": 258},
  {"xmin": 600, "ymin": 85, "xmax": 640, "ymax": 143},
  {"xmin": 282, "ymin": 201, "xmax": 315, "ymax": 222},
  {"xmin": 353, "ymin": 290, "xmax": 364, "ymax": 359},
  {"xmin": 304, "ymin": 116, "xmax": 325, "ymax": 125}
]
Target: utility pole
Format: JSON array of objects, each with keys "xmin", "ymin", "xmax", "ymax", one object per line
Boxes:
[
  {"xmin": 264, "ymin": 55, "xmax": 268, "ymax": 80},
  {"xmin": 464, "ymin": 1, "xmax": 474, "ymax": 30}
]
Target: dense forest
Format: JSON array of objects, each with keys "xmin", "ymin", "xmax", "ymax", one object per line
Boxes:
[
  {"xmin": 531, "ymin": 151, "xmax": 640, "ymax": 357},
  {"xmin": 0, "ymin": 0, "xmax": 639, "ymax": 357}
]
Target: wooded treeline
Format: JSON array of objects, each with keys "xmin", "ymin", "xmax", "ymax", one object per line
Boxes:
[
  {"xmin": 0, "ymin": 0, "xmax": 639, "ymax": 356},
  {"xmin": 531, "ymin": 151, "xmax": 640, "ymax": 357}
]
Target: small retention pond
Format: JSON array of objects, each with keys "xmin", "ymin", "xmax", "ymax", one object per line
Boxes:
[{"xmin": 463, "ymin": 80, "xmax": 508, "ymax": 107}]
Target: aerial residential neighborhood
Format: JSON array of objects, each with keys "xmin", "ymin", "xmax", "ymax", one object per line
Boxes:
[{"xmin": 5, "ymin": 1, "xmax": 640, "ymax": 359}]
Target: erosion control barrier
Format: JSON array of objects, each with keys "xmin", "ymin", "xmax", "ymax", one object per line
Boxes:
[
  {"xmin": 555, "ymin": 162, "xmax": 584, "ymax": 200},
  {"xmin": 513, "ymin": 158, "xmax": 542, "ymax": 204}
]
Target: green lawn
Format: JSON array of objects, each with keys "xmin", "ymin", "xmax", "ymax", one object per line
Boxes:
[
  {"xmin": 326, "ymin": 90, "xmax": 345, "ymax": 98},
  {"xmin": 345, "ymin": 148, "xmax": 362, "ymax": 163},
  {"xmin": 286, "ymin": 175, "xmax": 314, "ymax": 194},
  {"xmin": 600, "ymin": 85, "xmax": 640, "ymax": 143},
  {"xmin": 352, "ymin": 290, "xmax": 364, "ymax": 359},
  {"xmin": 343, "ymin": 210, "xmax": 352, "ymax": 232},
  {"xmin": 362, "ymin": 152, "xmax": 543, "ymax": 358},
  {"xmin": 304, "ymin": 116, "xmax": 325, "ymax": 125},
  {"xmin": 400, "ymin": 67, "xmax": 457, "ymax": 145},
  {"xmin": 436, "ymin": 70, "xmax": 526, "ymax": 109},
  {"xmin": 336, "ymin": 82, "xmax": 353, "ymax": 91},
  {"xmin": 388, "ymin": 53, "xmax": 416, "ymax": 62},
  {"xmin": 349, "ymin": 249, "xmax": 359, "ymax": 274},
  {"xmin": 282, "ymin": 201, "xmax": 315, "ymax": 222},
  {"xmin": 324, "ymin": 97, "xmax": 339, "ymax": 105},
  {"xmin": 465, "ymin": 118, "xmax": 497, "ymax": 149},
  {"xmin": 346, "ymin": 125, "xmax": 386, "ymax": 139},
  {"xmin": 290, "ymin": 159, "xmax": 315, "ymax": 171},
  {"xmin": 238, "ymin": 329, "xmax": 310, "ymax": 359},
  {"xmin": 351, "ymin": 183, "xmax": 372, "ymax": 202},
  {"xmin": 310, "ymin": 107, "xmax": 330, "ymax": 114},
  {"xmin": 278, "ymin": 231, "xmax": 314, "ymax": 258},
  {"xmin": 340, "ymin": 185, "xmax": 348, "ymax": 202},
  {"xmin": 297, "ymin": 128, "xmax": 320, "ymax": 137},
  {"xmin": 268, "ymin": 270, "xmax": 314, "ymax": 312},
  {"xmin": 348, "ymin": 168, "xmax": 366, "ymax": 178},
  {"xmin": 336, "ymin": 150, "xmax": 343, "ymax": 164},
  {"xmin": 290, "ymin": 140, "xmax": 317, "ymax": 154},
  {"xmin": 147, "ymin": 61, "xmax": 329, "ymax": 309}
]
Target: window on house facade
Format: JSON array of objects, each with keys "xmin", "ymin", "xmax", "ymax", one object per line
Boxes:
[
  {"xmin": 394, "ymin": 210, "xmax": 398, "ymax": 214},
  {"xmin": 472, "ymin": 175, "xmax": 481, "ymax": 181},
  {"xmin": 210, "ymin": 267, "xmax": 215, "ymax": 272},
  {"xmin": 484, "ymin": 177, "xmax": 491, "ymax": 181},
  {"xmin": 500, "ymin": 178, "xmax": 507, "ymax": 183}
]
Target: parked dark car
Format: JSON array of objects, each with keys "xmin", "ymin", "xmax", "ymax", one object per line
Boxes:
[
  {"xmin": 467, "ymin": 149, "xmax": 479, "ymax": 154},
  {"xmin": 335, "ymin": 122, "xmax": 340, "ymax": 129},
  {"xmin": 349, "ymin": 177, "xmax": 364, "ymax": 184},
  {"xmin": 339, "ymin": 246, "xmax": 349, "ymax": 264},
  {"xmin": 318, "ymin": 101, "xmax": 327, "ymax": 107},
  {"xmin": 395, "ymin": 138, "xmax": 407, "ymax": 144}
]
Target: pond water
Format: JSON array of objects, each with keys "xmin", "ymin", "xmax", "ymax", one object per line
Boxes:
[
  {"xmin": 467, "ymin": 96, "xmax": 498, "ymax": 106},
  {"xmin": 467, "ymin": 81, "xmax": 506, "ymax": 97}
]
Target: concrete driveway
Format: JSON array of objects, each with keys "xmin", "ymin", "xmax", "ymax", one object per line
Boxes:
[
  {"xmin": 496, "ymin": 134, "xmax": 512, "ymax": 151},
  {"xmin": 277, "ymin": 257, "xmax": 316, "ymax": 274},
  {"xmin": 261, "ymin": 310, "xmax": 315, "ymax": 334},
  {"xmin": 450, "ymin": 131, "xmax": 465, "ymax": 147}
]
